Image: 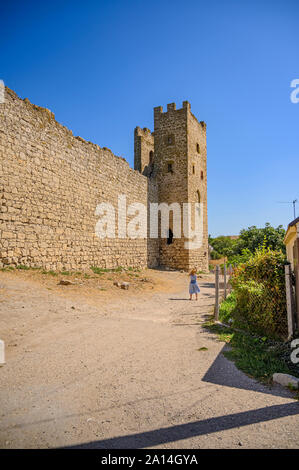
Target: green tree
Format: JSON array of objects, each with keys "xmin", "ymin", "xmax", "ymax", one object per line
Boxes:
[
  {"xmin": 238, "ymin": 223, "xmax": 286, "ymax": 254},
  {"xmin": 209, "ymin": 236, "xmax": 238, "ymax": 258},
  {"xmin": 209, "ymin": 223, "xmax": 286, "ymax": 265}
]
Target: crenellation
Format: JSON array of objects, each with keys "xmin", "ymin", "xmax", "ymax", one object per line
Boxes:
[
  {"xmin": 167, "ymin": 103, "xmax": 176, "ymax": 111},
  {"xmin": 182, "ymin": 100, "xmax": 191, "ymax": 110},
  {"xmin": 153, "ymin": 106, "xmax": 163, "ymax": 117}
]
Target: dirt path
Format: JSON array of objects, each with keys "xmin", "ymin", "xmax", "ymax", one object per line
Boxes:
[{"xmin": 0, "ymin": 269, "xmax": 298, "ymax": 449}]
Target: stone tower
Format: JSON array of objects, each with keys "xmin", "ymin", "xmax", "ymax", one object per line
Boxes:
[
  {"xmin": 134, "ymin": 127, "xmax": 154, "ymax": 176},
  {"xmin": 135, "ymin": 101, "xmax": 208, "ymax": 272}
]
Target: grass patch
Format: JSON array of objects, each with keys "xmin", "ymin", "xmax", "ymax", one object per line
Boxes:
[
  {"xmin": 60, "ymin": 271, "xmax": 70, "ymax": 276},
  {"xmin": 1, "ymin": 265, "xmax": 42, "ymax": 272},
  {"xmin": 197, "ymin": 347, "xmax": 208, "ymax": 351},
  {"xmin": 90, "ymin": 266, "xmax": 141, "ymax": 274},
  {"xmin": 1, "ymin": 266, "xmax": 15, "ymax": 271},
  {"xmin": 203, "ymin": 320, "xmax": 299, "ymax": 384},
  {"xmin": 113, "ymin": 266, "xmax": 123, "ymax": 272},
  {"xmin": 127, "ymin": 267, "xmax": 141, "ymax": 272},
  {"xmin": 41, "ymin": 270, "xmax": 57, "ymax": 276},
  {"xmin": 287, "ymin": 383, "xmax": 298, "ymax": 392},
  {"xmin": 91, "ymin": 266, "xmax": 110, "ymax": 274},
  {"xmin": 16, "ymin": 265, "xmax": 30, "ymax": 270},
  {"xmin": 219, "ymin": 292, "xmax": 236, "ymax": 324}
]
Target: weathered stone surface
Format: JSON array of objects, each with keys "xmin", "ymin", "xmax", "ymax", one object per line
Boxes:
[
  {"xmin": 0, "ymin": 340, "xmax": 5, "ymax": 366},
  {"xmin": 0, "ymin": 87, "xmax": 153, "ymax": 271},
  {"xmin": 273, "ymin": 373, "xmax": 299, "ymax": 389},
  {"xmin": 136, "ymin": 101, "xmax": 208, "ymax": 271},
  {"xmin": 0, "ymin": 89, "xmax": 208, "ymax": 272},
  {"xmin": 59, "ymin": 279, "xmax": 75, "ymax": 286},
  {"xmin": 120, "ymin": 282, "xmax": 130, "ymax": 290}
]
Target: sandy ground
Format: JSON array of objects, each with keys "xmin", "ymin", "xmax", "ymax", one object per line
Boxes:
[{"xmin": 0, "ymin": 268, "xmax": 298, "ymax": 449}]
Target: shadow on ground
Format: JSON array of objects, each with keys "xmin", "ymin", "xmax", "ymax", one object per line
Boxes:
[
  {"xmin": 64, "ymin": 401, "xmax": 299, "ymax": 449},
  {"xmin": 202, "ymin": 344, "xmax": 295, "ymax": 399}
]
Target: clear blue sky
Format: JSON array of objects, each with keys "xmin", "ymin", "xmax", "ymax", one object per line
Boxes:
[{"xmin": 1, "ymin": 0, "xmax": 298, "ymax": 236}]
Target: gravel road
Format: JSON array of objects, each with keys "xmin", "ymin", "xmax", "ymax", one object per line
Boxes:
[{"xmin": 0, "ymin": 270, "xmax": 298, "ymax": 449}]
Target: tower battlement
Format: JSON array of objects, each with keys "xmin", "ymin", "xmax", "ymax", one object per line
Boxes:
[
  {"xmin": 134, "ymin": 126, "xmax": 153, "ymax": 137},
  {"xmin": 153, "ymin": 101, "xmax": 191, "ymax": 115},
  {"xmin": 134, "ymin": 125, "xmax": 154, "ymax": 174}
]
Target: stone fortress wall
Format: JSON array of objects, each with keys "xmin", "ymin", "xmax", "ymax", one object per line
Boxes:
[
  {"xmin": 0, "ymin": 87, "xmax": 208, "ymax": 272},
  {"xmin": 0, "ymin": 88, "xmax": 158, "ymax": 270}
]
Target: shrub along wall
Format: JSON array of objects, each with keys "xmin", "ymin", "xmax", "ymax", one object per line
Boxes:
[{"xmin": 229, "ymin": 249, "xmax": 288, "ymax": 340}]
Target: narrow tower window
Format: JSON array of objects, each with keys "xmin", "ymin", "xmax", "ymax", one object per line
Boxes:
[
  {"xmin": 167, "ymin": 228, "xmax": 174, "ymax": 245},
  {"xmin": 197, "ymin": 143, "xmax": 200, "ymax": 153},
  {"xmin": 167, "ymin": 162, "xmax": 173, "ymax": 173},
  {"xmin": 167, "ymin": 135, "xmax": 174, "ymax": 145},
  {"xmin": 197, "ymin": 190, "xmax": 201, "ymax": 203},
  {"xmin": 149, "ymin": 150, "xmax": 154, "ymax": 163},
  {"xmin": 201, "ymin": 170, "xmax": 204, "ymax": 180},
  {"xmin": 192, "ymin": 165, "xmax": 195, "ymax": 174}
]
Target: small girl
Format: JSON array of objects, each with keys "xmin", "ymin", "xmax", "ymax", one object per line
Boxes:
[{"xmin": 189, "ymin": 268, "xmax": 200, "ymax": 300}]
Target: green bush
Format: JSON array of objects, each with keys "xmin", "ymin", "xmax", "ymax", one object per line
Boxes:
[
  {"xmin": 229, "ymin": 248, "xmax": 288, "ymax": 340},
  {"xmin": 227, "ymin": 248, "xmax": 252, "ymax": 266},
  {"xmin": 210, "ymin": 250, "xmax": 222, "ymax": 260}
]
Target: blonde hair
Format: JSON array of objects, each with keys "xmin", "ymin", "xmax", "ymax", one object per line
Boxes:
[{"xmin": 189, "ymin": 268, "xmax": 197, "ymax": 275}]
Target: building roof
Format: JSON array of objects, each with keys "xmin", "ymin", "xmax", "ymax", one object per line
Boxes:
[
  {"xmin": 284, "ymin": 217, "xmax": 299, "ymax": 245},
  {"xmin": 288, "ymin": 217, "xmax": 299, "ymax": 228}
]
